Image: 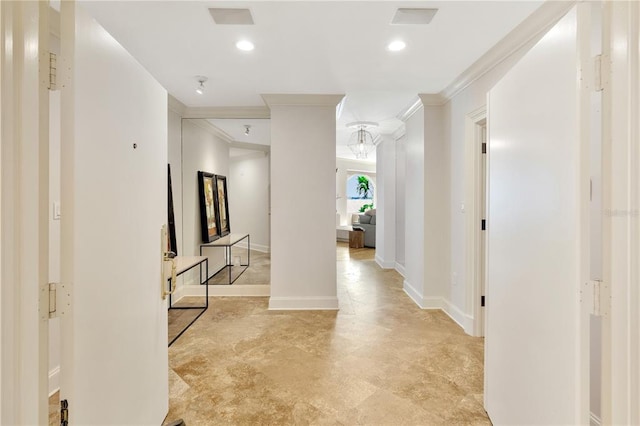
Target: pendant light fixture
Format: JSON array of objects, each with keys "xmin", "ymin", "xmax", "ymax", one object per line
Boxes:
[{"xmin": 347, "ymin": 121, "xmax": 378, "ymax": 160}]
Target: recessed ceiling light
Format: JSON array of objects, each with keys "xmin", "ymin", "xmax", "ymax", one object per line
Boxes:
[
  {"xmin": 387, "ymin": 40, "xmax": 406, "ymax": 52},
  {"xmin": 236, "ymin": 40, "xmax": 255, "ymax": 51}
]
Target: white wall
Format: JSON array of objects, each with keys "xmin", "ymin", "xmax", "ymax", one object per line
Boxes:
[
  {"xmin": 181, "ymin": 119, "xmax": 229, "ymax": 276},
  {"xmin": 395, "ymin": 136, "xmax": 406, "ymax": 270},
  {"xmin": 229, "ymin": 151, "xmax": 270, "ymax": 252},
  {"xmin": 375, "ymin": 135, "xmax": 396, "ymax": 268},
  {"xmin": 402, "ymin": 108, "xmax": 425, "ymax": 303},
  {"xmin": 266, "ymin": 94, "xmax": 342, "ymax": 310}
]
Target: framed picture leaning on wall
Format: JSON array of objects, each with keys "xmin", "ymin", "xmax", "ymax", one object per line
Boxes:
[
  {"xmin": 215, "ymin": 175, "xmax": 230, "ymax": 236},
  {"xmin": 197, "ymin": 171, "xmax": 220, "ymax": 243}
]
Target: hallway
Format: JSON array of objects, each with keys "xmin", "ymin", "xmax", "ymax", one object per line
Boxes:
[{"xmin": 163, "ymin": 243, "xmax": 487, "ymax": 424}]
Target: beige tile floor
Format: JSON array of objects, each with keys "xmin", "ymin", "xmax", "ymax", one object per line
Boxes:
[
  {"xmin": 50, "ymin": 243, "xmax": 489, "ymax": 425},
  {"xmin": 163, "ymin": 243, "xmax": 489, "ymax": 425}
]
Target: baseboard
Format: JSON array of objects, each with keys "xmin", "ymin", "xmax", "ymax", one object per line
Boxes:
[
  {"xmin": 403, "ymin": 280, "xmax": 425, "ymax": 308},
  {"xmin": 395, "ymin": 262, "xmax": 406, "ymax": 277},
  {"xmin": 374, "ymin": 255, "xmax": 395, "ymax": 269},
  {"xmin": 442, "ymin": 299, "xmax": 474, "ymax": 332},
  {"xmin": 178, "ymin": 284, "xmax": 271, "ymax": 297},
  {"xmin": 268, "ymin": 296, "xmax": 339, "ymax": 310},
  {"xmin": 49, "ymin": 366, "xmax": 60, "ymax": 397},
  {"xmin": 590, "ymin": 412, "xmax": 602, "ymax": 426},
  {"xmin": 234, "ymin": 241, "xmax": 270, "ymax": 253}
]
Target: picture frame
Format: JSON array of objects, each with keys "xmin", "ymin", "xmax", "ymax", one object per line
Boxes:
[
  {"xmin": 215, "ymin": 175, "xmax": 230, "ymax": 236},
  {"xmin": 197, "ymin": 171, "xmax": 220, "ymax": 243}
]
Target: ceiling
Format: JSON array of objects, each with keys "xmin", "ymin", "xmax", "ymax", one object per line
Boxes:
[{"xmin": 80, "ymin": 1, "xmax": 543, "ymax": 161}]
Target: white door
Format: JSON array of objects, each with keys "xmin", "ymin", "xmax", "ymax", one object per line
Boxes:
[
  {"xmin": 59, "ymin": 2, "xmax": 168, "ymax": 424},
  {"xmin": 485, "ymin": 5, "xmax": 589, "ymax": 424}
]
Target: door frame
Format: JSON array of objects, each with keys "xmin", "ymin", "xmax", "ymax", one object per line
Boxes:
[
  {"xmin": 0, "ymin": 1, "xmax": 51, "ymax": 423},
  {"xmin": 465, "ymin": 105, "xmax": 487, "ymax": 337}
]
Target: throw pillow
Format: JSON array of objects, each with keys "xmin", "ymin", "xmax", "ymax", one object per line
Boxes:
[
  {"xmin": 365, "ymin": 209, "xmax": 376, "ymax": 216},
  {"xmin": 358, "ymin": 215, "xmax": 371, "ymax": 224}
]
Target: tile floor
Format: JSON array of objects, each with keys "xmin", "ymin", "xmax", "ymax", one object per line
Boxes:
[
  {"xmin": 163, "ymin": 243, "xmax": 489, "ymax": 425},
  {"xmin": 50, "ymin": 243, "xmax": 488, "ymax": 425}
]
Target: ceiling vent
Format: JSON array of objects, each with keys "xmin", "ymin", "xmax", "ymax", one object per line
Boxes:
[
  {"xmin": 391, "ymin": 8, "xmax": 438, "ymax": 25},
  {"xmin": 209, "ymin": 8, "xmax": 254, "ymax": 25}
]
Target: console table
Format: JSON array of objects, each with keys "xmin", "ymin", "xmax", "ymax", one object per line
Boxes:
[
  {"xmin": 200, "ymin": 233, "xmax": 250, "ymax": 285},
  {"xmin": 168, "ymin": 256, "xmax": 208, "ymax": 346}
]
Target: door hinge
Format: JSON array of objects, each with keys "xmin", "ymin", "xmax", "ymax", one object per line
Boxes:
[
  {"xmin": 48, "ymin": 283, "xmax": 57, "ymax": 318},
  {"xmin": 481, "ymin": 295, "xmax": 485, "ymax": 307},
  {"xmin": 594, "ymin": 54, "xmax": 609, "ymax": 92},
  {"xmin": 481, "ymin": 219, "xmax": 486, "ymax": 231},
  {"xmin": 482, "ymin": 142, "xmax": 487, "ymax": 154},
  {"xmin": 60, "ymin": 399, "xmax": 69, "ymax": 426},
  {"xmin": 49, "ymin": 52, "xmax": 57, "ymax": 91},
  {"xmin": 583, "ymin": 280, "xmax": 610, "ymax": 317}
]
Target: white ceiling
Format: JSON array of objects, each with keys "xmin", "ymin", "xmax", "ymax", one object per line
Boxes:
[{"xmin": 80, "ymin": 1, "xmax": 543, "ymax": 161}]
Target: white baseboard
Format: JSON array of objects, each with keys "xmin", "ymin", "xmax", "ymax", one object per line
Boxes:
[
  {"xmin": 395, "ymin": 262, "xmax": 406, "ymax": 277},
  {"xmin": 442, "ymin": 298, "xmax": 474, "ymax": 332},
  {"xmin": 375, "ymin": 255, "xmax": 395, "ymax": 269},
  {"xmin": 234, "ymin": 241, "xmax": 270, "ymax": 253},
  {"xmin": 177, "ymin": 284, "xmax": 271, "ymax": 298},
  {"xmin": 268, "ymin": 296, "xmax": 339, "ymax": 310},
  {"xmin": 403, "ymin": 280, "xmax": 425, "ymax": 308},
  {"xmin": 590, "ymin": 412, "xmax": 602, "ymax": 426},
  {"xmin": 401, "ymin": 287, "xmax": 472, "ymax": 333},
  {"xmin": 49, "ymin": 366, "xmax": 60, "ymax": 397}
]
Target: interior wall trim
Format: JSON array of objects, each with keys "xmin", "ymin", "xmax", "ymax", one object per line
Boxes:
[
  {"xmin": 440, "ymin": 1, "xmax": 577, "ymax": 101},
  {"xmin": 168, "ymin": 94, "xmax": 186, "ymax": 116},
  {"xmin": 182, "ymin": 106, "xmax": 271, "ymax": 119},
  {"xmin": 261, "ymin": 93, "xmax": 345, "ymax": 107},
  {"xmin": 184, "ymin": 118, "xmax": 233, "ymax": 143}
]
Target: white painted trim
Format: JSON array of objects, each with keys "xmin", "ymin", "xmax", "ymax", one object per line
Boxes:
[
  {"xmin": 167, "ymin": 95, "xmax": 186, "ymax": 116},
  {"xmin": 233, "ymin": 241, "xmax": 270, "ymax": 253},
  {"xmin": 394, "ymin": 262, "xmax": 406, "ymax": 277},
  {"xmin": 396, "ymin": 96, "xmax": 422, "ymax": 122},
  {"xmin": 182, "ymin": 106, "xmax": 270, "ymax": 119},
  {"xmin": 440, "ymin": 1, "xmax": 577, "ymax": 101},
  {"xmin": 229, "ymin": 141, "xmax": 270, "ymax": 153},
  {"xmin": 48, "ymin": 367, "xmax": 60, "ymax": 397},
  {"xmin": 418, "ymin": 93, "xmax": 447, "ymax": 106},
  {"xmin": 464, "ymin": 106, "xmax": 487, "ymax": 338},
  {"xmin": 268, "ymin": 296, "xmax": 339, "ymax": 310},
  {"xmin": 374, "ymin": 255, "xmax": 395, "ymax": 269},
  {"xmin": 185, "ymin": 118, "xmax": 233, "ymax": 143},
  {"xmin": 261, "ymin": 94, "xmax": 344, "ymax": 107},
  {"xmin": 442, "ymin": 299, "xmax": 474, "ymax": 333},
  {"xmin": 590, "ymin": 412, "xmax": 602, "ymax": 426},
  {"xmin": 180, "ymin": 284, "xmax": 271, "ymax": 297},
  {"xmin": 391, "ymin": 125, "xmax": 406, "ymax": 141},
  {"xmin": 402, "ymin": 280, "xmax": 425, "ymax": 308}
]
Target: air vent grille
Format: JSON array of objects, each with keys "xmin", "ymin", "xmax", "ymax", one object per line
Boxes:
[
  {"xmin": 209, "ymin": 8, "xmax": 254, "ymax": 25},
  {"xmin": 391, "ymin": 8, "xmax": 438, "ymax": 25}
]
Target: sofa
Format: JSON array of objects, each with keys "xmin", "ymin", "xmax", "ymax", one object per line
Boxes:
[{"xmin": 352, "ymin": 209, "xmax": 376, "ymax": 248}]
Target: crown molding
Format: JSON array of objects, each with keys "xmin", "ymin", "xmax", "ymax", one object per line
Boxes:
[
  {"xmin": 182, "ymin": 106, "xmax": 270, "ymax": 119},
  {"xmin": 229, "ymin": 141, "xmax": 270, "ymax": 152},
  {"xmin": 440, "ymin": 0, "xmax": 576, "ymax": 101},
  {"xmin": 392, "ymin": 125, "xmax": 406, "ymax": 141},
  {"xmin": 168, "ymin": 95, "xmax": 187, "ymax": 116},
  {"xmin": 396, "ymin": 96, "xmax": 423, "ymax": 122},
  {"xmin": 261, "ymin": 94, "xmax": 345, "ymax": 107},
  {"xmin": 185, "ymin": 119, "xmax": 233, "ymax": 143},
  {"xmin": 418, "ymin": 93, "xmax": 447, "ymax": 106}
]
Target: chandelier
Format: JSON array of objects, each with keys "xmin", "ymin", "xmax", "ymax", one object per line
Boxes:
[{"xmin": 347, "ymin": 121, "xmax": 378, "ymax": 160}]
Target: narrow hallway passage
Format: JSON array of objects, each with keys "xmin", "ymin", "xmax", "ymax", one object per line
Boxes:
[{"xmin": 163, "ymin": 243, "xmax": 487, "ymax": 424}]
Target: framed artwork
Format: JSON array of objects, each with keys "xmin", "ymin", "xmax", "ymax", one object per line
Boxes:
[
  {"xmin": 215, "ymin": 175, "xmax": 230, "ymax": 236},
  {"xmin": 197, "ymin": 171, "xmax": 220, "ymax": 243}
]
